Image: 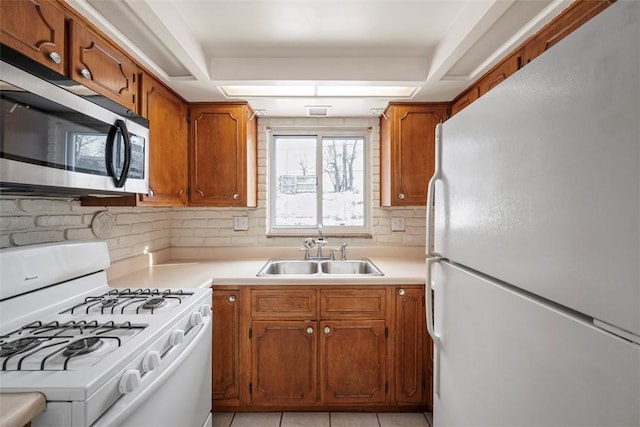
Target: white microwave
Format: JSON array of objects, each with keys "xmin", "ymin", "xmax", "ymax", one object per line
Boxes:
[{"xmin": 0, "ymin": 61, "xmax": 149, "ymax": 196}]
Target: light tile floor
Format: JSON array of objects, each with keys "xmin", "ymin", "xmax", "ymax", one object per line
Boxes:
[{"xmin": 213, "ymin": 412, "xmax": 433, "ymax": 427}]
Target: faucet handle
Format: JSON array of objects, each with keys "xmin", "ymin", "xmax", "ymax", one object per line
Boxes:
[
  {"xmin": 303, "ymin": 238, "xmax": 315, "ymax": 249},
  {"xmin": 340, "ymin": 243, "xmax": 348, "ymax": 260}
]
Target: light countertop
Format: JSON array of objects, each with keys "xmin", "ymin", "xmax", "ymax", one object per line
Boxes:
[
  {"xmin": 107, "ymin": 246, "xmax": 427, "ymax": 289},
  {"xmin": 0, "ymin": 393, "xmax": 46, "ymax": 427}
]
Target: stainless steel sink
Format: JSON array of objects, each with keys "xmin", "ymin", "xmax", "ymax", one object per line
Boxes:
[
  {"xmin": 320, "ymin": 260, "xmax": 383, "ymax": 275},
  {"xmin": 257, "ymin": 258, "xmax": 383, "ymax": 277},
  {"xmin": 257, "ymin": 260, "xmax": 320, "ymax": 275}
]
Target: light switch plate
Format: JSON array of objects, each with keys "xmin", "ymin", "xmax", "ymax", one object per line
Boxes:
[
  {"xmin": 234, "ymin": 216, "xmax": 249, "ymax": 231},
  {"xmin": 391, "ymin": 217, "xmax": 405, "ymax": 232}
]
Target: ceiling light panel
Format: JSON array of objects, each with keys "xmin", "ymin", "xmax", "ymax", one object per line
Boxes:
[
  {"xmin": 221, "ymin": 85, "xmax": 315, "ymax": 97},
  {"xmin": 220, "ymin": 85, "xmax": 419, "ymax": 98},
  {"xmin": 316, "ymin": 86, "xmax": 418, "ymax": 97}
]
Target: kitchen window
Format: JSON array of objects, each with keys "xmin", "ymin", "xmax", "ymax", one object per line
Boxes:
[{"xmin": 268, "ymin": 130, "xmax": 371, "ymax": 236}]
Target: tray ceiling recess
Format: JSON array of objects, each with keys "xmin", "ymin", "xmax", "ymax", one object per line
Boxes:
[{"xmin": 68, "ymin": 0, "xmax": 568, "ymax": 117}]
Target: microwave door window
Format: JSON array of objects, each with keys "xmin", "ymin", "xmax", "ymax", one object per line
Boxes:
[{"xmin": 67, "ymin": 131, "xmax": 109, "ymax": 175}]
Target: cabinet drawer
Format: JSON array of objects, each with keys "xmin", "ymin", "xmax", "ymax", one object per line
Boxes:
[
  {"xmin": 320, "ymin": 289, "xmax": 386, "ymax": 319},
  {"xmin": 251, "ymin": 289, "xmax": 318, "ymax": 319}
]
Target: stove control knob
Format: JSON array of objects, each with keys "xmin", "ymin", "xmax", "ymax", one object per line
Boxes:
[
  {"xmin": 199, "ymin": 303, "xmax": 212, "ymax": 317},
  {"xmin": 119, "ymin": 370, "xmax": 141, "ymax": 394},
  {"xmin": 190, "ymin": 311, "xmax": 203, "ymax": 327},
  {"xmin": 142, "ymin": 351, "xmax": 161, "ymax": 373},
  {"xmin": 169, "ymin": 329, "xmax": 184, "ymax": 347}
]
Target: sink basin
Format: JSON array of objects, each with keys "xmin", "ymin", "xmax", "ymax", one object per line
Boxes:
[
  {"xmin": 320, "ymin": 260, "xmax": 383, "ymax": 275},
  {"xmin": 257, "ymin": 258, "xmax": 383, "ymax": 277},
  {"xmin": 257, "ymin": 260, "xmax": 319, "ymax": 275}
]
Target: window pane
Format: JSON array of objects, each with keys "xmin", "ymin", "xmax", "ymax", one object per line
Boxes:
[
  {"xmin": 322, "ymin": 137, "xmax": 365, "ymax": 226},
  {"xmin": 274, "ymin": 136, "xmax": 317, "ymax": 227}
]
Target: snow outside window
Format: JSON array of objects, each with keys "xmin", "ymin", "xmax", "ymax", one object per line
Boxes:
[{"xmin": 268, "ymin": 131, "xmax": 371, "ymax": 236}]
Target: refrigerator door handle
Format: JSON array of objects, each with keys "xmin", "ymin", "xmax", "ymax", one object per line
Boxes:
[
  {"xmin": 426, "ymin": 256, "xmax": 443, "ymax": 396},
  {"xmin": 426, "ymin": 123, "xmax": 443, "ymax": 255}
]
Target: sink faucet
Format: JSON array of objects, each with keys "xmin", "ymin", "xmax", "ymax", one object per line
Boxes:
[{"xmin": 315, "ymin": 224, "xmax": 327, "ymax": 258}]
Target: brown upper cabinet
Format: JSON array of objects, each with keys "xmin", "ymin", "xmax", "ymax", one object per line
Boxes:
[
  {"xmin": 189, "ymin": 103, "xmax": 257, "ymax": 207},
  {"xmin": 450, "ymin": 0, "xmax": 614, "ymax": 116},
  {"xmin": 0, "ymin": 0, "xmax": 67, "ymax": 75},
  {"xmin": 521, "ymin": 0, "xmax": 614, "ymax": 66},
  {"xmin": 69, "ymin": 20, "xmax": 139, "ymax": 113},
  {"xmin": 138, "ymin": 72, "xmax": 188, "ymax": 206},
  {"xmin": 450, "ymin": 86, "xmax": 479, "ymax": 117},
  {"xmin": 380, "ymin": 103, "xmax": 448, "ymax": 207}
]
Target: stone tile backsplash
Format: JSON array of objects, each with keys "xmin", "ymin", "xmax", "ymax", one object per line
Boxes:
[{"xmin": 0, "ymin": 117, "xmax": 426, "ymax": 261}]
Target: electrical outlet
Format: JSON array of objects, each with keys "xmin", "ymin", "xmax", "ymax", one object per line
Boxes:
[
  {"xmin": 233, "ymin": 216, "xmax": 249, "ymax": 231},
  {"xmin": 391, "ymin": 217, "xmax": 405, "ymax": 232}
]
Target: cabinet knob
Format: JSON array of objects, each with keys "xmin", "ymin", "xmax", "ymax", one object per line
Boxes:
[
  {"xmin": 228, "ymin": 295, "xmax": 236, "ymax": 303},
  {"xmin": 148, "ymin": 187, "xmax": 154, "ymax": 197},
  {"xmin": 323, "ymin": 326, "xmax": 331, "ymax": 334},
  {"xmin": 398, "ymin": 193, "xmax": 405, "ymax": 200},
  {"xmin": 398, "ymin": 289, "xmax": 406, "ymax": 296},
  {"xmin": 306, "ymin": 327, "xmax": 314, "ymax": 335},
  {"xmin": 233, "ymin": 193, "xmax": 240, "ymax": 200},
  {"xmin": 80, "ymin": 68, "xmax": 91, "ymax": 79},
  {"xmin": 48, "ymin": 52, "xmax": 61, "ymax": 64}
]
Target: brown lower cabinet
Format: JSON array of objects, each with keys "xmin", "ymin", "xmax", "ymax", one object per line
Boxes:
[{"xmin": 212, "ymin": 284, "xmax": 431, "ymax": 412}]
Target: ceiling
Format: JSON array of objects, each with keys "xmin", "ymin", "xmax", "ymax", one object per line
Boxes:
[{"xmin": 66, "ymin": 0, "xmax": 571, "ymax": 117}]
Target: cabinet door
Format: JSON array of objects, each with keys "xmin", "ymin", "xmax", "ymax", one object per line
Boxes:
[
  {"xmin": 189, "ymin": 104, "xmax": 256, "ymax": 207},
  {"xmin": 320, "ymin": 320, "xmax": 387, "ymax": 404},
  {"xmin": 250, "ymin": 320, "xmax": 318, "ymax": 405},
  {"xmin": 0, "ymin": 0, "xmax": 66, "ymax": 75},
  {"xmin": 69, "ymin": 21, "xmax": 138, "ymax": 112},
  {"xmin": 381, "ymin": 104, "xmax": 448, "ymax": 206},
  {"xmin": 212, "ymin": 289, "xmax": 241, "ymax": 403},
  {"xmin": 394, "ymin": 287, "xmax": 424, "ymax": 405},
  {"xmin": 521, "ymin": 0, "xmax": 613, "ymax": 66},
  {"xmin": 476, "ymin": 52, "xmax": 520, "ymax": 98},
  {"xmin": 138, "ymin": 73, "xmax": 188, "ymax": 206},
  {"xmin": 450, "ymin": 87, "xmax": 479, "ymax": 116}
]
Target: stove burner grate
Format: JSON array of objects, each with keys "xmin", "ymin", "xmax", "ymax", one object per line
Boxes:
[
  {"xmin": 0, "ymin": 337, "xmax": 41, "ymax": 358},
  {"xmin": 62, "ymin": 337, "xmax": 104, "ymax": 357},
  {"xmin": 140, "ymin": 297, "xmax": 167, "ymax": 311},
  {"xmin": 61, "ymin": 288, "xmax": 193, "ymax": 315},
  {"xmin": 1, "ymin": 320, "xmax": 147, "ymax": 371}
]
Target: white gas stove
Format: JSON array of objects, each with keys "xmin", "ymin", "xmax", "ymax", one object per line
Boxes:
[{"xmin": 0, "ymin": 241, "xmax": 212, "ymax": 427}]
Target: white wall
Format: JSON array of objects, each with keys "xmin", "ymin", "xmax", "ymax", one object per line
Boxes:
[{"xmin": 0, "ymin": 117, "xmax": 426, "ymax": 261}]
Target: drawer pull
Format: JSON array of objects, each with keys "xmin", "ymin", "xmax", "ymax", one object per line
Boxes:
[{"xmin": 80, "ymin": 68, "xmax": 91, "ymax": 79}]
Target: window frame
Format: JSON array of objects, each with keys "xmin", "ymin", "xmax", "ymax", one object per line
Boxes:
[{"xmin": 267, "ymin": 128, "xmax": 372, "ymax": 237}]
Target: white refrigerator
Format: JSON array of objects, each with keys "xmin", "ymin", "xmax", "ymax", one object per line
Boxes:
[{"xmin": 425, "ymin": 1, "xmax": 640, "ymax": 426}]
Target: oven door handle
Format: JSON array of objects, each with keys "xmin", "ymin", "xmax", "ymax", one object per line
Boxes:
[{"xmin": 105, "ymin": 119, "xmax": 132, "ymax": 188}]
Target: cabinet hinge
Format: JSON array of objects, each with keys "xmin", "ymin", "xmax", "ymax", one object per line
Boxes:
[
  {"xmin": 385, "ymin": 382, "xmax": 389, "ymax": 394},
  {"xmin": 385, "ymin": 327, "xmax": 389, "ymax": 339},
  {"xmin": 186, "ymin": 113, "xmax": 191, "ymax": 123},
  {"xmin": 249, "ymin": 382, "xmax": 253, "ymax": 394},
  {"xmin": 249, "ymin": 328, "xmax": 252, "ymax": 339}
]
